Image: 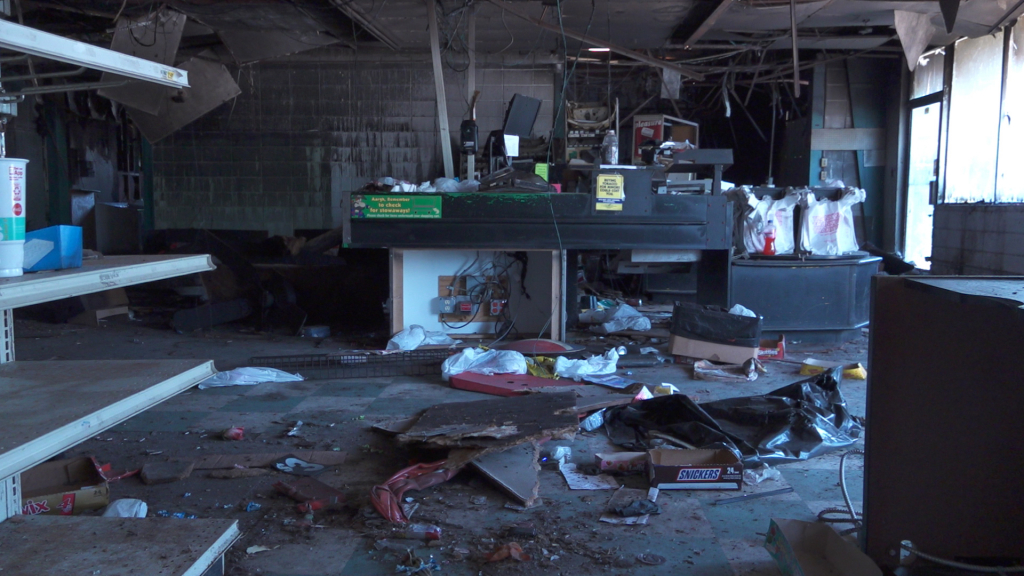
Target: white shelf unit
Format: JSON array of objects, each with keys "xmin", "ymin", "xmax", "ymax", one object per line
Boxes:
[{"xmin": 0, "ymin": 255, "xmax": 241, "ymax": 576}]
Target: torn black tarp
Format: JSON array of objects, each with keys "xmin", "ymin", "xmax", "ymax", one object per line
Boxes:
[{"xmin": 603, "ymin": 368, "xmax": 862, "ymax": 466}]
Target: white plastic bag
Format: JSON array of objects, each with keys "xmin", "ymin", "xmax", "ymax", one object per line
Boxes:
[
  {"xmin": 728, "ymin": 304, "xmax": 757, "ymax": 317},
  {"xmin": 441, "ymin": 347, "xmax": 528, "ymax": 381},
  {"xmin": 433, "ymin": 178, "xmax": 460, "ymax": 192},
  {"xmin": 555, "ymin": 348, "xmax": 621, "ymax": 381},
  {"xmin": 386, "ymin": 325, "xmax": 460, "ymax": 351},
  {"xmin": 588, "ymin": 304, "xmax": 652, "ymax": 334},
  {"xmin": 742, "ymin": 190, "xmax": 800, "ymax": 255},
  {"xmin": 198, "ymin": 367, "xmax": 303, "ymax": 389},
  {"xmin": 102, "ymin": 499, "xmax": 148, "ymax": 518},
  {"xmin": 390, "ymin": 181, "xmax": 418, "ymax": 193},
  {"xmin": 800, "ymin": 187, "xmax": 865, "ymax": 255}
]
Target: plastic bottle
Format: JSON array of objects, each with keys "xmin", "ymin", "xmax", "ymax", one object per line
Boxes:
[
  {"xmin": 763, "ymin": 219, "xmax": 776, "ymax": 256},
  {"xmin": 601, "ymin": 130, "xmax": 619, "ymax": 165}
]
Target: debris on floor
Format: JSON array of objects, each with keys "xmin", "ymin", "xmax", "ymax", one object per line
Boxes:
[
  {"xmin": 395, "ymin": 392, "xmax": 578, "ymax": 464},
  {"xmin": 600, "ymin": 487, "xmax": 660, "ymax": 525},
  {"xmin": 140, "ymin": 460, "xmax": 195, "ymax": 485},
  {"xmin": 371, "ymin": 460, "xmax": 461, "ymax": 523},
  {"xmin": 462, "ymin": 442, "xmax": 542, "ymax": 507},
  {"xmin": 603, "ymin": 367, "xmax": 862, "ymax": 465},
  {"xmin": 485, "ymin": 542, "xmax": 531, "ymax": 563}
]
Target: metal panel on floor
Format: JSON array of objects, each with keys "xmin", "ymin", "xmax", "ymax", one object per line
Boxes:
[{"xmin": 0, "ymin": 516, "xmax": 240, "ymax": 576}]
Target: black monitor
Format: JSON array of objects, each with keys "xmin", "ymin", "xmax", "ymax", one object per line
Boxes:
[{"xmin": 502, "ymin": 94, "xmax": 541, "ymax": 138}]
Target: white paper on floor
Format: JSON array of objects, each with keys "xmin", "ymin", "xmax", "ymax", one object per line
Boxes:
[{"xmin": 558, "ymin": 462, "xmax": 619, "ymax": 490}]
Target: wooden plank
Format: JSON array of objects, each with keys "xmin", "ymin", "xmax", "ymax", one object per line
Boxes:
[
  {"xmin": 0, "ymin": 255, "xmax": 214, "ymax": 310},
  {"xmin": 0, "ymin": 359, "xmax": 215, "ymax": 480},
  {"xmin": 0, "ymin": 515, "xmax": 239, "ymax": 576}
]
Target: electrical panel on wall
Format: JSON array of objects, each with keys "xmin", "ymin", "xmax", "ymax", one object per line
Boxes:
[{"xmin": 436, "ymin": 275, "xmax": 510, "ymax": 325}]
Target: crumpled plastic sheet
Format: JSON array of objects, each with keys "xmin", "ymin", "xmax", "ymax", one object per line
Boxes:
[
  {"xmin": 198, "ymin": 367, "xmax": 303, "ymax": 389},
  {"xmin": 441, "ymin": 347, "xmax": 527, "ymax": 381},
  {"xmin": 554, "ymin": 348, "xmax": 621, "ymax": 380},
  {"xmin": 602, "ymin": 367, "xmax": 862, "ymax": 466},
  {"xmin": 370, "ymin": 460, "xmax": 461, "ymax": 523},
  {"xmin": 386, "ymin": 324, "xmax": 461, "ymax": 351}
]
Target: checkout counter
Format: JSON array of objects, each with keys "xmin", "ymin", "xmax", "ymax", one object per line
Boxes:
[{"xmin": 341, "ymin": 151, "xmax": 735, "ymax": 338}]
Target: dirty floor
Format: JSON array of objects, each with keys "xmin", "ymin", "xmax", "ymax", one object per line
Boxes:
[{"xmin": 15, "ymin": 318, "xmax": 868, "ymax": 576}]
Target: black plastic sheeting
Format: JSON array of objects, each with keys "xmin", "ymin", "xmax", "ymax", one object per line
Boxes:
[
  {"xmin": 603, "ymin": 367, "xmax": 862, "ymax": 466},
  {"xmin": 670, "ymin": 302, "xmax": 762, "ymax": 347}
]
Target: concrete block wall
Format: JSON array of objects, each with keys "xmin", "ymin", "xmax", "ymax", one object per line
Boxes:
[
  {"xmin": 443, "ymin": 67, "xmax": 555, "ymax": 142},
  {"xmin": 154, "ymin": 56, "xmax": 555, "ymax": 235},
  {"xmin": 931, "ymin": 204, "xmax": 1024, "ymax": 274}
]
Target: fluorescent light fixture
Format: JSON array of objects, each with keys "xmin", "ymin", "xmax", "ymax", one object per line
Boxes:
[
  {"xmin": 587, "ymin": 47, "xmax": 611, "ymax": 52},
  {"xmin": 0, "ymin": 19, "xmax": 188, "ymax": 89}
]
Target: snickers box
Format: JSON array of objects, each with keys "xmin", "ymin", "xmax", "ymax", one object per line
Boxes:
[{"xmin": 647, "ymin": 448, "xmax": 743, "ymax": 490}]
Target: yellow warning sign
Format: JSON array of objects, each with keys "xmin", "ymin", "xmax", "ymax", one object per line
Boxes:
[{"xmin": 595, "ymin": 174, "xmax": 625, "ymax": 211}]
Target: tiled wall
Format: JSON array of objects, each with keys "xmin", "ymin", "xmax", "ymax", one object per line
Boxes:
[
  {"xmin": 931, "ymin": 204, "xmax": 1024, "ymax": 274},
  {"xmin": 153, "ymin": 56, "xmax": 554, "ymax": 235}
]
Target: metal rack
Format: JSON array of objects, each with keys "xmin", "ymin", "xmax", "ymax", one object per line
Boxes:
[
  {"xmin": 0, "ymin": 255, "xmax": 241, "ymax": 576},
  {"xmin": 251, "ymin": 349, "xmax": 454, "ymax": 380}
]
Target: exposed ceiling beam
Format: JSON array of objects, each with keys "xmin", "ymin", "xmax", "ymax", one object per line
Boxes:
[
  {"xmin": 0, "ymin": 18, "xmax": 189, "ymax": 88},
  {"xmin": 485, "ymin": 0, "xmax": 705, "ymax": 81},
  {"xmin": 328, "ymin": 0, "xmax": 401, "ymax": 51},
  {"xmin": 679, "ymin": 0, "xmax": 734, "ymax": 49}
]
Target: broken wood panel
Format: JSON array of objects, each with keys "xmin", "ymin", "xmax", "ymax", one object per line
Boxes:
[
  {"xmin": 399, "ymin": 391, "xmax": 578, "ymax": 450},
  {"xmin": 0, "ymin": 515, "xmax": 239, "ymax": 576},
  {"xmin": 466, "ymin": 442, "xmax": 541, "ymax": 507}
]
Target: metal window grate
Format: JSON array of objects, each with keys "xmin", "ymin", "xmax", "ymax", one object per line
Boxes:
[{"xmin": 249, "ymin": 350, "xmax": 453, "ymax": 380}]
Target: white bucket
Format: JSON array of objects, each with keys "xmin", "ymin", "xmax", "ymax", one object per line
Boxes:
[{"xmin": 0, "ymin": 158, "xmax": 28, "ymax": 277}]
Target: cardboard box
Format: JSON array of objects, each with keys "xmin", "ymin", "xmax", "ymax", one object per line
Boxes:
[
  {"xmin": 799, "ymin": 358, "xmax": 867, "ymax": 380},
  {"xmin": 23, "ymin": 225, "xmax": 83, "ymax": 272},
  {"xmin": 764, "ymin": 518, "xmax": 882, "ymax": 576},
  {"xmin": 670, "ymin": 334, "xmax": 758, "ymax": 365},
  {"xmin": 758, "ymin": 335, "xmax": 786, "ymax": 360},
  {"xmin": 646, "ymin": 448, "xmax": 742, "ymax": 490},
  {"xmin": 595, "ymin": 452, "xmax": 647, "ymax": 473},
  {"xmin": 21, "ymin": 457, "xmax": 109, "ymax": 516}
]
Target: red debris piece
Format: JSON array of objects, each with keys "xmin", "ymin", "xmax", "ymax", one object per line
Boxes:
[
  {"xmin": 485, "ymin": 542, "xmax": 531, "ymax": 563},
  {"xmin": 370, "ymin": 460, "xmax": 461, "ymax": 524}
]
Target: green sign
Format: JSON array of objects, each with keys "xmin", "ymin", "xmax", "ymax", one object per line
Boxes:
[{"xmin": 352, "ymin": 195, "xmax": 442, "ymax": 219}]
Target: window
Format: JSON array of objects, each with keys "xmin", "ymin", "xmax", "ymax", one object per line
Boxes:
[
  {"xmin": 997, "ymin": 23, "xmax": 1024, "ymax": 202},
  {"xmin": 945, "ymin": 33, "xmax": 1003, "ymax": 203},
  {"xmin": 912, "ymin": 50, "xmax": 944, "ymax": 99}
]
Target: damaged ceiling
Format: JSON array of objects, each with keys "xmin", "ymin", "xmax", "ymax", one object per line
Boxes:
[
  {"xmin": 6, "ymin": 0, "xmax": 1024, "ymax": 140},
  {"xmin": 14, "ymin": 1, "xmax": 1024, "ymax": 70}
]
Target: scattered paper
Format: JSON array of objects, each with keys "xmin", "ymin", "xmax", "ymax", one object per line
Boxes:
[
  {"xmin": 558, "ymin": 462, "xmax": 619, "ymax": 490},
  {"xmin": 246, "ymin": 545, "xmax": 276, "ymax": 555},
  {"xmin": 581, "ymin": 374, "xmax": 637, "ymax": 390}
]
